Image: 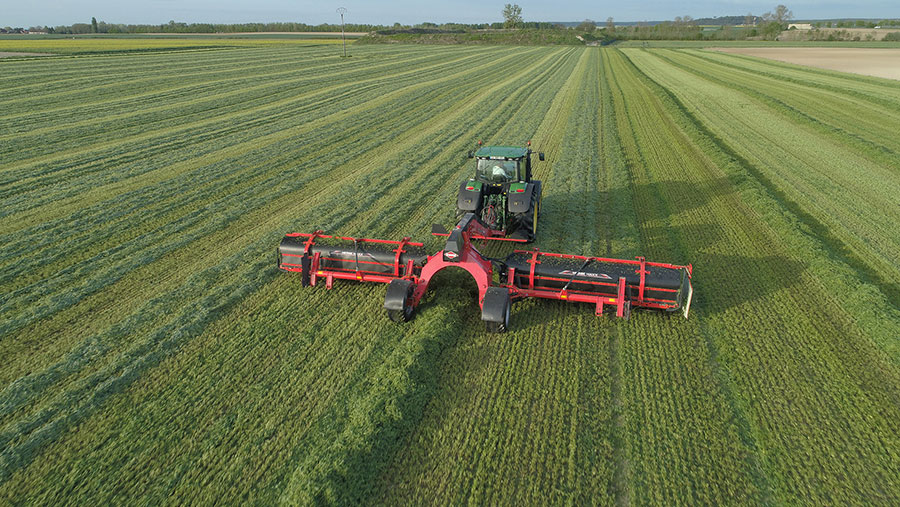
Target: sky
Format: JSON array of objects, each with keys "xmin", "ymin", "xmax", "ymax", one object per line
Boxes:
[{"xmin": 4, "ymin": 1, "xmax": 899, "ymax": 28}]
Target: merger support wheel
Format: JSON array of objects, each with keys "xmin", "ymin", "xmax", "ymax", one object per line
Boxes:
[
  {"xmin": 482, "ymin": 287, "xmax": 511, "ymax": 333},
  {"xmin": 385, "ymin": 279, "xmax": 416, "ymax": 323}
]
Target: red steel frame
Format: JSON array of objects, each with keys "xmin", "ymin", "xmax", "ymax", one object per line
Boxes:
[
  {"xmin": 279, "ymin": 217, "xmax": 693, "ymax": 319},
  {"xmin": 280, "ymin": 231, "xmax": 423, "ymax": 289},
  {"xmin": 430, "ymin": 229, "xmax": 527, "ymax": 243},
  {"xmin": 504, "ymin": 249, "xmax": 692, "ymax": 314}
]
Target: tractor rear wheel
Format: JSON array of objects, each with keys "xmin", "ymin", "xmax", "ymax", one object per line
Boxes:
[{"xmin": 513, "ymin": 190, "xmax": 540, "ymax": 242}]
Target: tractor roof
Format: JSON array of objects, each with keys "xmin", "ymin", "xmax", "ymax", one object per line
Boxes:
[{"xmin": 475, "ymin": 146, "xmax": 528, "ymax": 159}]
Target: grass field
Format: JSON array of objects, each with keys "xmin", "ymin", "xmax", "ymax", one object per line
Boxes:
[
  {"xmin": 1, "ymin": 40, "xmax": 899, "ymax": 504},
  {"xmin": 613, "ymin": 39, "xmax": 900, "ymax": 48},
  {"xmin": 0, "ymin": 34, "xmax": 348, "ymax": 55}
]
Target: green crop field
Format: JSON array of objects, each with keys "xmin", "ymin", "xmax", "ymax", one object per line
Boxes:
[
  {"xmin": 1, "ymin": 40, "xmax": 899, "ymax": 504},
  {"xmin": 0, "ymin": 35, "xmax": 347, "ymax": 55}
]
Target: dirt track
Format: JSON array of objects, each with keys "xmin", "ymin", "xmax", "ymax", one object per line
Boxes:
[
  {"xmin": 0, "ymin": 52, "xmax": 51, "ymax": 58},
  {"xmin": 715, "ymin": 47, "xmax": 900, "ymax": 80}
]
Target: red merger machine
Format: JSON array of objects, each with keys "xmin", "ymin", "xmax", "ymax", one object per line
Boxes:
[{"xmin": 277, "ymin": 144, "xmax": 693, "ymax": 332}]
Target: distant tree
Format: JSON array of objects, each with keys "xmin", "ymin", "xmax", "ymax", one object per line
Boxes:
[
  {"xmin": 71, "ymin": 23, "xmax": 92, "ymax": 34},
  {"xmin": 745, "ymin": 12, "xmax": 755, "ymax": 26},
  {"xmin": 606, "ymin": 17, "xmax": 615, "ymax": 31},
  {"xmin": 576, "ymin": 19, "xmax": 596, "ymax": 32},
  {"xmin": 91, "ymin": 16, "xmax": 98, "ymax": 33},
  {"xmin": 760, "ymin": 20, "xmax": 784, "ymax": 39},
  {"xmin": 773, "ymin": 5, "xmax": 793, "ymax": 24},
  {"xmin": 757, "ymin": 4, "xmax": 792, "ymax": 39},
  {"xmin": 502, "ymin": 4, "xmax": 523, "ymax": 29}
]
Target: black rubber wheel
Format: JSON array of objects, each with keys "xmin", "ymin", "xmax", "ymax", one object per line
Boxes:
[
  {"xmin": 511, "ymin": 209, "xmax": 533, "ymax": 242},
  {"xmin": 385, "ymin": 279, "xmax": 416, "ymax": 323},
  {"xmin": 485, "ymin": 308, "xmax": 509, "ymax": 333},
  {"xmin": 512, "ymin": 186, "xmax": 540, "ymax": 243},
  {"xmin": 387, "ymin": 308, "xmax": 410, "ymax": 323},
  {"xmin": 482, "ymin": 287, "xmax": 511, "ymax": 333}
]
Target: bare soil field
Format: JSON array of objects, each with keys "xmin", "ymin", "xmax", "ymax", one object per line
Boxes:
[
  {"xmin": 715, "ymin": 47, "xmax": 900, "ymax": 80},
  {"xmin": 779, "ymin": 27, "xmax": 895, "ymax": 41}
]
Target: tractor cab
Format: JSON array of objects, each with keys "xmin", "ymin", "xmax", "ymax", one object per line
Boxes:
[
  {"xmin": 457, "ymin": 143, "xmax": 545, "ymax": 242},
  {"xmin": 469, "ymin": 146, "xmax": 532, "ymax": 187}
]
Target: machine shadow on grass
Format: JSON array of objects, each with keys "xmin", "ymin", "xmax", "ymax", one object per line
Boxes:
[
  {"xmin": 501, "ymin": 181, "xmax": 806, "ymax": 327},
  {"xmin": 689, "ymin": 252, "xmax": 805, "ymax": 318},
  {"xmin": 631, "ymin": 176, "xmax": 741, "ymax": 215},
  {"xmin": 284, "ymin": 176, "xmax": 801, "ymax": 331}
]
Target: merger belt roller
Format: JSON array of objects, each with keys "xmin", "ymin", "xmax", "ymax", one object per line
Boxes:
[
  {"xmin": 277, "ymin": 232, "xmax": 427, "ymax": 288},
  {"xmin": 502, "ymin": 250, "xmax": 692, "ymax": 314},
  {"xmin": 276, "ymin": 214, "xmax": 694, "ymax": 332}
]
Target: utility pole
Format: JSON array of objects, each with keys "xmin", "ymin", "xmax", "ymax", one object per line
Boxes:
[{"xmin": 337, "ymin": 7, "xmax": 348, "ymax": 57}]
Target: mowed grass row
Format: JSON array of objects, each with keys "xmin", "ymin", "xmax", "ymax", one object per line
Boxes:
[
  {"xmin": 0, "ymin": 45, "xmax": 522, "ymax": 300},
  {"xmin": 0, "ymin": 43, "xmax": 562, "ymax": 423},
  {"xmin": 607, "ymin": 48, "xmax": 899, "ymax": 503},
  {"xmin": 0, "ymin": 47, "xmax": 498, "ymax": 198},
  {"xmin": 378, "ymin": 49, "xmax": 622, "ymax": 505},
  {"xmin": 0, "ymin": 46, "xmax": 492, "ymax": 161},
  {"xmin": 0, "ymin": 44, "xmax": 527, "ymax": 336},
  {"xmin": 0, "ymin": 45, "xmax": 584, "ymax": 502},
  {"xmin": 0, "ymin": 37, "xmax": 345, "ymax": 56},
  {"xmin": 682, "ymin": 50, "xmax": 900, "ymax": 156},
  {"xmin": 624, "ymin": 48, "xmax": 900, "ymax": 306},
  {"xmin": 382, "ymin": 45, "xmax": 900, "ymax": 505},
  {"xmin": 3, "ymin": 44, "xmax": 580, "ymax": 504},
  {"xmin": 602, "ymin": 49, "xmax": 764, "ymax": 503},
  {"xmin": 2, "ymin": 43, "xmax": 899, "ymax": 504}
]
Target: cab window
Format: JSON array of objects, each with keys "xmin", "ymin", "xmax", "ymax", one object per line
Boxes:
[{"xmin": 476, "ymin": 159, "xmax": 519, "ymax": 183}]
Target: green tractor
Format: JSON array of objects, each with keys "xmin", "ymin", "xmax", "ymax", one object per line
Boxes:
[{"xmin": 456, "ymin": 143, "xmax": 545, "ymax": 242}]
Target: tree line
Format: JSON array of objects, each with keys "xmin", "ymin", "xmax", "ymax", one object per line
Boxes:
[
  {"xmin": 25, "ymin": 20, "xmax": 382, "ymax": 35},
  {"xmin": 11, "ymin": 3, "xmax": 900, "ymax": 40}
]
